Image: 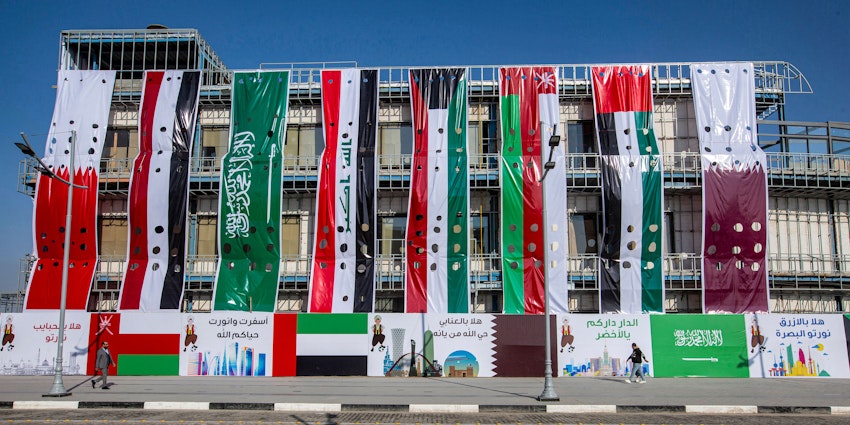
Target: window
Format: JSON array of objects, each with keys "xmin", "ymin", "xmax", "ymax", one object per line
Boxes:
[
  {"xmin": 567, "ymin": 121, "xmax": 596, "ymax": 168},
  {"xmin": 99, "ymin": 218, "xmax": 128, "ymax": 257},
  {"xmin": 569, "ymin": 213, "xmax": 599, "ymax": 255},
  {"xmin": 285, "ymin": 125, "xmax": 324, "ymax": 168},
  {"xmin": 195, "ymin": 217, "xmax": 217, "ymax": 256},
  {"xmin": 280, "ymin": 216, "xmax": 301, "ymax": 256},
  {"xmin": 378, "ymin": 216, "xmax": 406, "ymax": 256},
  {"xmin": 378, "ymin": 125, "xmax": 412, "ymax": 169}
]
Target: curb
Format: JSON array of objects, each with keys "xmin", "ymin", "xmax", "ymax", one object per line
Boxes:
[{"xmin": 4, "ymin": 402, "xmax": 849, "ymax": 414}]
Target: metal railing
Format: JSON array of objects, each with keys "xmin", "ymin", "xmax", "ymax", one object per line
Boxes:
[{"xmin": 16, "ymin": 150, "xmax": 850, "ymax": 197}]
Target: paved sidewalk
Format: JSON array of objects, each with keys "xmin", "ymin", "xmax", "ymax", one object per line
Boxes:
[{"xmin": 1, "ymin": 376, "xmax": 849, "ymax": 415}]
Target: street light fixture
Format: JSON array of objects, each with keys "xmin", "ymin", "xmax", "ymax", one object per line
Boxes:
[
  {"xmin": 17, "ymin": 131, "xmax": 85, "ymax": 397},
  {"xmin": 537, "ymin": 129, "xmax": 560, "ymax": 402}
]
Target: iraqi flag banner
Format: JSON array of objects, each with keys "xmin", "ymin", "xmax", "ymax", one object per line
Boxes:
[
  {"xmin": 213, "ymin": 71, "xmax": 289, "ymax": 312},
  {"xmin": 498, "ymin": 67, "xmax": 568, "ymax": 314},
  {"xmin": 691, "ymin": 63, "xmax": 769, "ymax": 313},
  {"xmin": 591, "ymin": 65, "xmax": 664, "ymax": 314},
  {"xmin": 405, "ymin": 68, "xmax": 471, "ymax": 313},
  {"xmin": 308, "ymin": 69, "xmax": 378, "ymax": 313},
  {"xmin": 120, "ymin": 70, "xmax": 201, "ymax": 311},
  {"xmin": 24, "ymin": 70, "xmax": 116, "ymax": 310}
]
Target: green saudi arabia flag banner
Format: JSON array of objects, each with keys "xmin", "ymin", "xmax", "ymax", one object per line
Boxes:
[
  {"xmin": 213, "ymin": 71, "xmax": 289, "ymax": 311},
  {"xmin": 649, "ymin": 314, "xmax": 748, "ymax": 377}
]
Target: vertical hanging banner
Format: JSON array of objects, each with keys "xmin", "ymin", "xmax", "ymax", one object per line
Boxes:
[
  {"xmin": 405, "ymin": 68, "xmax": 470, "ymax": 313},
  {"xmin": 591, "ymin": 65, "xmax": 664, "ymax": 314},
  {"xmin": 308, "ymin": 69, "xmax": 378, "ymax": 313},
  {"xmin": 120, "ymin": 70, "xmax": 201, "ymax": 311},
  {"xmin": 499, "ymin": 67, "xmax": 568, "ymax": 314},
  {"xmin": 213, "ymin": 71, "xmax": 289, "ymax": 312},
  {"xmin": 691, "ymin": 63, "xmax": 769, "ymax": 313},
  {"xmin": 24, "ymin": 70, "xmax": 116, "ymax": 310}
]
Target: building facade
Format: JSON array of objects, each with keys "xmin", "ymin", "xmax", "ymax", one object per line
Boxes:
[{"xmin": 11, "ymin": 27, "xmax": 850, "ymax": 315}]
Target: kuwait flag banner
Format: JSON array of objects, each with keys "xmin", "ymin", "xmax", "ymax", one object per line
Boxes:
[
  {"xmin": 691, "ymin": 63, "xmax": 769, "ymax": 313},
  {"xmin": 213, "ymin": 71, "xmax": 289, "ymax": 312},
  {"xmin": 120, "ymin": 70, "xmax": 201, "ymax": 311},
  {"xmin": 498, "ymin": 67, "xmax": 568, "ymax": 314},
  {"xmin": 308, "ymin": 69, "xmax": 378, "ymax": 313},
  {"xmin": 25, "ymin": 70, "xmax": 116, "ymax": 310},
  {"xmin": 405, "ymin": 68, "xmax": 470, "ymax": 313},
  {"xmin": 591, "ymin": 65, "xmax": 664, "ymax": 314}
]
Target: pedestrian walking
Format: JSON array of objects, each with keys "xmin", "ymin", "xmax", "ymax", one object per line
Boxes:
[
  {"xmin": 91, "ymin": 341, "xmax": 115, "ymax": 389},
  {"xmin": 625, "ymin": 342, "xmax": 649, "ymax": 384}
]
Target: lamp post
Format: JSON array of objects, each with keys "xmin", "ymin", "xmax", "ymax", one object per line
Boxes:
[
  {"xmin": 17, "ymin": 131, "xmax": 84, "ymax": 397},
  {"xmin": 537, "ymin": 127, "xmax": 561, "ymax": 402}
]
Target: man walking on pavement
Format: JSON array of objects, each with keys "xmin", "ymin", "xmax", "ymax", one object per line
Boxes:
[
  {"xmin": 625, "ymin": 342, "xmax": 649, "ymax": 384},
  {"xmin": 92, "ymin": 341, "xmax": 115, "ymax": 389}
]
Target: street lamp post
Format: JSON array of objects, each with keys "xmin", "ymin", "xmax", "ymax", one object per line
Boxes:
[
  {"xmin": 16, "ymin": 131, "xmax": 83, "ymax": 397},
  {"xmin": 537, "ymin": 127, "xmax": 561, "ymax": 402}
]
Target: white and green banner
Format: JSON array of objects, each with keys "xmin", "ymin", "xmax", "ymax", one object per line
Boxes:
[{"xmin": 213, "ymin": 71, "xmax": 290, "ymax": 312}]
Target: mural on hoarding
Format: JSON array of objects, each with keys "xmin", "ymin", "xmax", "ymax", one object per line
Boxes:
[
  {"xmin": 746, "ymin": 314, "xmax": 850, "ymax": 378},
  {"xmin": 556, "ymin": 314, "xmax": 653, "ymax": 378},
  {"xmin": 87, "ymin": 312, "xmax": 180, "ymax": 376},
  {"xmin": 366, "ymin": 314, "xmax": 495, "ymax": 377},
  {"xmin": 178, "ymin": 312, "xmax": 273, "ymax": 376},
  {"xmin": 0, "ymin": 312, "xmax": 90, "ymax": 375},
  {"xmin": 1, "ymin": 312, "xmax": 849, "ymax": 378},
  {"xmin": 650, "ymin": 314, "xmax": 749, "ymax": 377}
]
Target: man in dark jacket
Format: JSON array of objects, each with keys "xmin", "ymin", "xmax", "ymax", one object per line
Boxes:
[{"xmin": 626, "ymin": 342, "xmax": 649, "ymax": 384}]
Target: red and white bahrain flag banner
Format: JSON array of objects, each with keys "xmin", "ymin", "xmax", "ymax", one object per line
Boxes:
[
  {"xmin": 25, "ymin": 70, "xmax": 116, "ymax": 310},
  {"xmin": 405, "ymin": 68, "xmax": 471, "ymax": 313},
  {"xmin": 499, "ymin": 67, "xmax": 568, "ymax": 314},
  {"xmin": 591, "ymin": 65, "xmax": 664, "ymax": 314},
  {"xmin": 691, "ymin": 63, "xmax": 769, "ymax": 313},
  {"xmin": 308, "ymin": 69, "xmax": 378, "ymax": 312},
  {"xmin": 120, "ymin": 71, "xmax": 201, "ymax": 311}
]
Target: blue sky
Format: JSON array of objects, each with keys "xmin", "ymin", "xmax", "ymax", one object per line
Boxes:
[{"xmin": 0, "ymin": 0, "xmax": 848, "ymax": 293}]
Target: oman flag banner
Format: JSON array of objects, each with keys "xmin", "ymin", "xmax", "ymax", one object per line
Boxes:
[
  {"xmin": 591, "ymin": 65, "xmax": 664, "ymax": 314},
  {"xmin": 498, "ymin": 67, "xmax": 568, "ymax": 315},
  {"xmin": 120, "ymin": 70, "xmax": 201, "ymax": 311},
  {"xmin": 405, "ymin": 68, "xmax": 470, "ymax": 313},
  {"xmin": 25, "ymin": 70, "xmax": 116, "ymax": 310},
  {"xmin": 213, "ymin": 71, "xmax": 289, "ymax": 312},
  {"xmin": 691, "ymin": 63, "xmax": 769, "ymax": 313},
  {"xmin": 308, "ymin": 69, "xmax": 378, "ymax": 313}
]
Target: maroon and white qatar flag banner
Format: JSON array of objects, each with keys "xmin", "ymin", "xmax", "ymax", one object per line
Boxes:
[
  {"xmin": 24, "ymin": 70, "xmax": 116, "ymax": 310},
  {"xmin": 691, "ymin": 63, "xmax": 769, "ymax": 313},
  {"xmin": 308, "ymin": 69, "xmax": 378, "ymax": 313},
  {"xmin": 119, "ymin": 70, "xmax": 201, "ymax": 311}
]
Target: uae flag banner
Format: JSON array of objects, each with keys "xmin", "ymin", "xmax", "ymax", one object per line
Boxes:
[
  {"xmin": 213, "ymin": 71, "xmax": 289, "ymax": 312},
  {"xmin": 120, "ymin": 70, "xmax": 201, "ymax": 311},
  {"xmin": 24, "ymin": 70, "xmax": 116, "ymax": 310},
  {"xmin": 498, "ymin": 67, "xmax": 568, "ymax": 315},
  {"xmin": 405, "ymin": 68, "xmax": 471, "ymax": 313},
  {"xmin": 691, "ymin": 63, "xmax": 769, "ymax": 313},
  {"xmin": 308, "ymin": 69, "xmax": 378, "ymax": 313},
  {"xmin": 591, "ymin": 65, "xmax": 664, "ymax": 314}
]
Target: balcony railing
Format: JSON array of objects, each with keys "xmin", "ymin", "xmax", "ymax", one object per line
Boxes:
[
  {"xmin": 16, "ymin": 150, "xmax": 850, "ymax": 198},
  {"xmin": 87, "ymin": 253, "xmax": 850, "ymax": 293}
]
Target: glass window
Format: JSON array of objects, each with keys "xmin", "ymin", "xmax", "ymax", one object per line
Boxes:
[
  {"xmin": 378, "ymin": 216, "xmax": 406, "ymax": 256},
  {"xmin": 567, "ymin": 121, "xmax": 596, "ymax": 169},
  {"xmin": 280, "ymin": 216, "xmax": 300, "ymax": 256},
  {"xmin": 99, "ymin": 218, "xmax": 128, "ymax": 256},
  {"xmin": 196, "ymin": 217, "xmax": 217, "ymax": 256},
  {"xmin": 568, "ymin": 213, "xmax": 598, "ymax": 255},
  {"xmin": 378, "ymin": 125, "xmax": 412, "ymax": 169}
]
